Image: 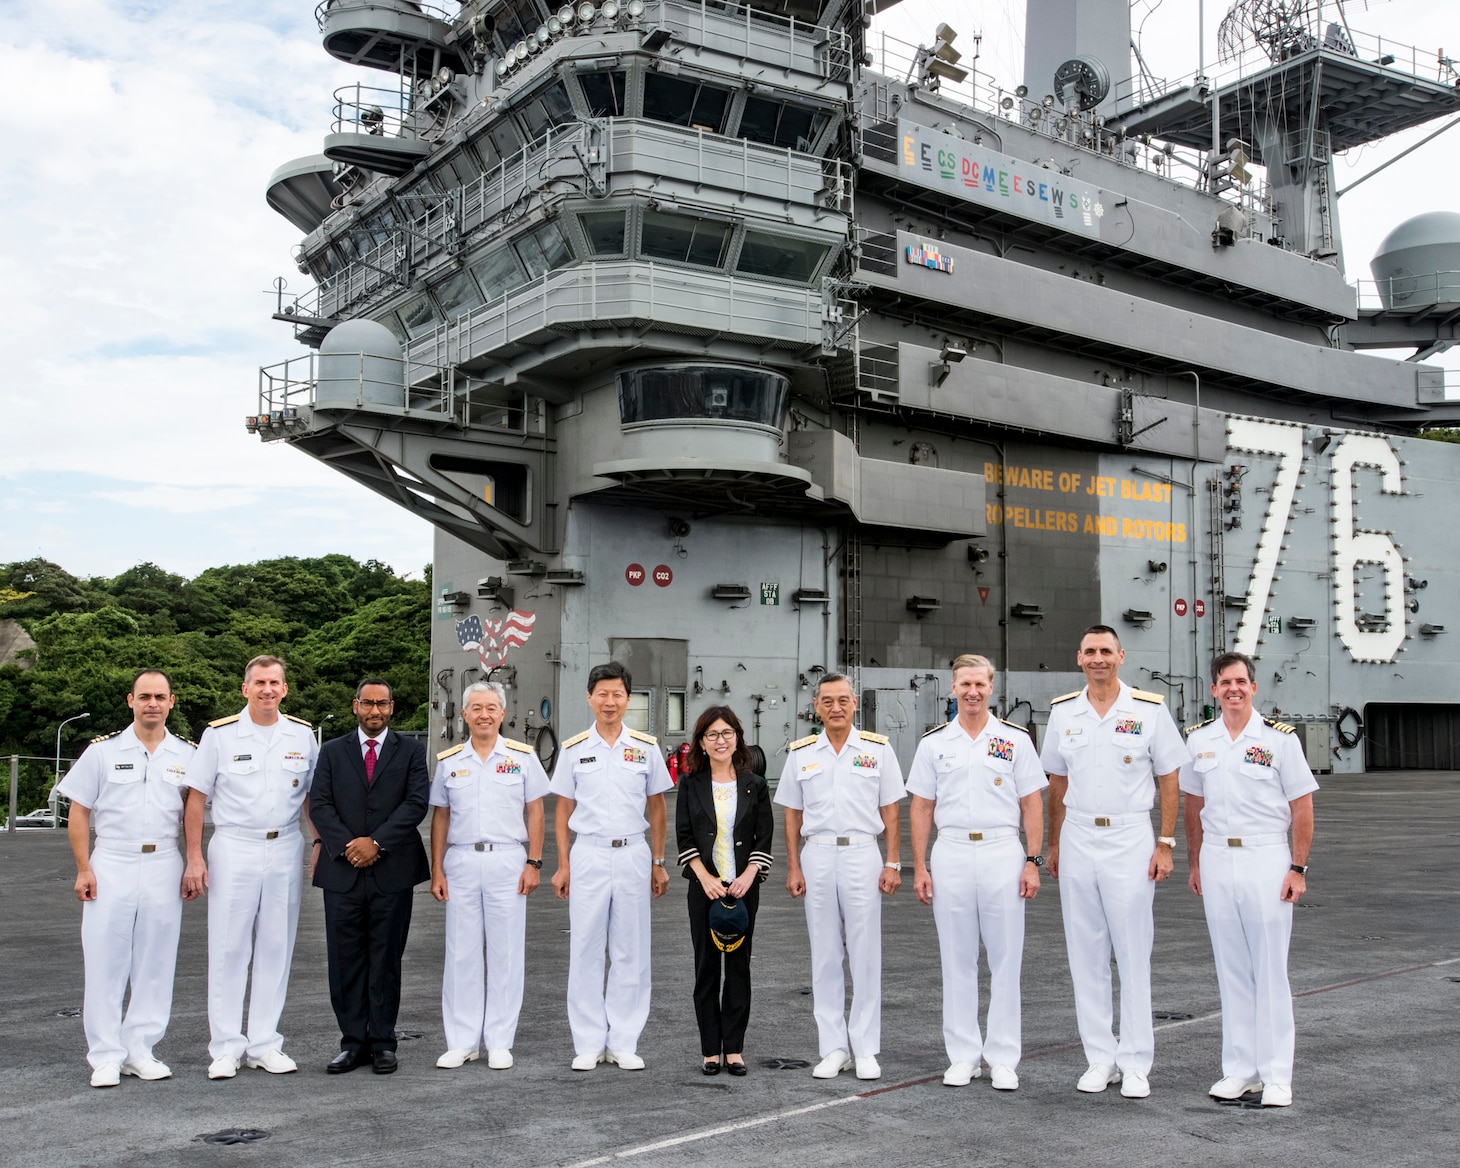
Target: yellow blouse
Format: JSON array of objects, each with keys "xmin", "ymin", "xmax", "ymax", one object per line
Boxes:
[{"xmin": 711, "ymin": 779, "xmax": 737, "ymax": 880}]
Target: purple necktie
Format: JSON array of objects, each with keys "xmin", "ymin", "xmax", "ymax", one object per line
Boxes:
[{"xmin": 365, "ymin": 739, "xmax": 378, "ymax": 786}]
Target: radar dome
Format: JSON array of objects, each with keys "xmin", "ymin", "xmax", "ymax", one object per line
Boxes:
[
  {"xmin": 317, "ymin": 319, "xmax": 405, "ymax": 409},
  {"xmin": 1370, "ymin": 211, "xmax": 1460, "ymax": 310}
]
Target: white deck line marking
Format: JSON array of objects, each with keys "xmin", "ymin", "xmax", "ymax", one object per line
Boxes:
[{"xmin": 562, "ymin": 1095, "xmax": 862, "ymax": 1167}]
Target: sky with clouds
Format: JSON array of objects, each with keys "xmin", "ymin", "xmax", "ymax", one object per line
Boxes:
[{"xmin": 2, "ymin": 0, "xmax": 1455, "ymax": 581}]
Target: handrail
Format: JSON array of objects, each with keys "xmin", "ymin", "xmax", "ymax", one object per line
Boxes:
[{"xmin": 315, "ymin": 0, "xmax": 456, "ymax": 33}]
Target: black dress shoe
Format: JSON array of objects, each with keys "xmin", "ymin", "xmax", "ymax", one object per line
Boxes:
[
  {"xmin": 702, "ymin": 1059, "xmax": 721, "ymax": 1076},
  {"xmin": 327, "ymin": 1049, "xmax": 363, "ymax": 1074},
  {"xmin": 372, "ymin": 1049, "xmax": 399, "ymax": 1075},
  {"xmin": 725, "ymin": 1059, "xmax": 747, "ymax": 1077}
]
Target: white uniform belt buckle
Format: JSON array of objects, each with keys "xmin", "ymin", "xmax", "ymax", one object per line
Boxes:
[
  {"xmin": 611, "ymin": 837, "xmax": 629, "ymax": 847},
  {"xmin": 472, "ymin": 842, "xmax": 506, "ymax": 852},
  {"xmin": 141, "ymin": 843, "xmax": 157, "ymax": 853},
  {"xmin": 1227, "ymin": 837, "xmax": 1243, "ymax": 847},
  {"xmin": 968, "ymin": 832, "xmax": 983, "ymax": 841},
  {"xmin": 1094, "ymin": 817, "xmax": 1112, "ymax": 827},
  {"xmin": 837, "ymin": 836, "xmax": 852, "ymax": 846},
  {"xmin": 266, "ymin": 830, "xmax": 280, "ymax": 840}
]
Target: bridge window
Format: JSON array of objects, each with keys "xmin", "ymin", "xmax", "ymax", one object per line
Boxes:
[
  {"xmin": 517, "ymin": 81, "xmax": 574, "ymax": 139},
  {"xmin": 470, "ymin": 248, "xmax": 528, "ymax": 301},
  {"xmin": 398, "ymin": 292, "xmax": 441, "ymax": 340},
  {"xmin": 514, "ymin": 220, "xmax": 574, "ymax": 278},
  {"xmin": 618, "ymin": 365, "xmax": 790, "ymax": 428},
  {"xmin": 434, "ymin": 270, "xmax": 484, "ymax": 321},
  {"xmin": 579, "ymin": 70, "xmax": 628, "ymax": 117},
  {"xmin": 640, "ymin": 209, "xmax": 731, "ymax": 267},
  {"xmin": 579, "ymin": 210, "xmax": 627, "ymax": 256},
  {"xmin": 738, "ymin": 96, "xmax": 830, "ymax": 152},
  {"xmin": 643, "ymin": 74, "xmax": 731, "ymax": 134},
  {"xmin": 734, "ymin": 230, "xmax": 829, "ymax": 283}
]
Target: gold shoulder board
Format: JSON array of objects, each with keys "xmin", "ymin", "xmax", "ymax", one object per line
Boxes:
[
  {"xmin": 283, "ymin": 713, "xmax": 313, "ymax": 727},
  {"xmin": 90, "ymin": 730, "xmax": 122, "ymax": 744},
  {"xmin": 1130, "ymin": 689, "xmax": 1166, "ymax": 704},
  {"xmin": 788, "ymin": 734, "xmax": 818, "ymax": 750},
  {"xmin": 627, "ymin": 728, "xmax": 658, "ymax": 745},
  {"xmin": 1264, "ymin": 718, "xmax": 1296, "ymax": 734},
  {"xmin": 922, "ymin": 721, "xmax": 950, "ymax": 737},
  {"xmin": 562, "ymin": 730, "xmax": 591, "ymax": 748},
  {"xmin": 997, "ymin": 717, "xmax": 1028, "ymax": 732},
  {"xmin": 437, "ymin": 743, "xmax": 465, "ymax": 760},
  {"xmin": 1184, "ymin": 717, "xmax": 1214, "ymax": 736},
  {"xmin": 860, "ymin": 730, "xmax": 890, "ymax": 745},
  {"xmin": 208, "ymin": 714, "xmax": 241, "ymax": 728},
  {"xmin": 1049, "ymin": 691, "xmax": 1081, "ymax": 706},
  {"xmin": 502, "ymin": 738, "xmax": 532, "ymax": 753}
]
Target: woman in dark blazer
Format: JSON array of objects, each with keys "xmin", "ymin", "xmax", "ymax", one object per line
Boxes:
[{"xmin": 675, "ymin": 705, "xmax": 774, "ymax": 1075}]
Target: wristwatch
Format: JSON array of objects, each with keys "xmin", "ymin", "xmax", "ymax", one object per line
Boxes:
[
  {"xmin": 1026, "ymin": 855, "xmax": 1045, "ymax": 868},
  {"xmin": 1157, "ymin": 836, "xmax": 1177, "ymax": 848},
  {"xmin": 652, "ymin": 858, "xmax": 666, "ymax": 867},
  {"xmin": 1290, "ymin": 862, "xmax": 1309, "ymax": 875},
  {"xmin": 525, "ymin": 858, "xmax": 543, "ymax": 870},
  {"xmin": 884, "ymin": 861, "xmax": 902, "ymax": 872}
]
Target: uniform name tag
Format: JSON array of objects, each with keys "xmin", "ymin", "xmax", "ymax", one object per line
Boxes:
[
  {"xmin": 1243, "ymin": 746, "xmax": 1274, "ymax": 767},
  {"xmin": 987, "ymin": 737, "xmax": 1014, "ymax": 762},
  {"xmin": 114, "ymin": 763, "xmax": 134, "ymax": 770},
  {"xmin": 1196, "ymin": 751, "xmax": 1216, "ymax": 760},
  {"xmin": 451, "ymin": 768, "xmax": 470, "ymax": 778},
  {"xmin": 1062, "ymin": 728, "xmax": 1083, "ymax": 737},
  {"xmin": 496, "ymin": 760, "xmax": 521, "ymax": 774},
  {"xmin": 1114, "ymin": 719, "xmax": 1143, "ymax": 735},
  {"xmin": 579, "ymin": 755, "xmax": 597, "ymax": 765},
  {"xmin": 233, "ymin": 754, "xmax": 252, "ymax": 761},
  {"xmin": 622, "ymin": 747, "xmax": 646, "ymax": 764},
  {"xmin": 800, "ymin": 762, "xmax": 822, "ymax": 776}
]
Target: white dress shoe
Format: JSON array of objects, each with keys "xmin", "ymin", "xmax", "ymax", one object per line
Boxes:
[
  {"xmin": 207, "ymin": 1055, "xmax": 239, "ymax": 1080},
  {"xmin": 436, "ymin": 1049, "xmax": 480, "ymax": 1069},
  {"xmin": 990, "ymin": 1065, "xmax": 1019, "ymax": 1091},
  {"xmin": 245, "ymin": 1049, "xmax": 297, "ymax": 1074},
  {"xmin": 90, "ymin": 1063, "xmax": 121, "ymax": 1088},
  {"xmin": 1077, "ymin": 1064, "xmax": 1121, "ymax": 1093},
  {"xmin": 487, "ymin": 1049, "xmax": 513, "ymax": 1070},
  {"xmin": 942, "ymin": 1061, "xmax": 978, "ymax": 1087},
  {"xmin": 1209, "ymin": 1075, "xmax": 1263, "ymax": 1100},
  {"xmin": 1261, "ymin": 1084, "xmax": 1293, "ymax": 1107},
  {"xmin": 571, "ymin": 1050, "xmax": 606, "ymax": 1071},
  {"xmin": 606, "ymin": 1050, "xmax": 645, "ymax": 1071},
  {"xmin": 1119, "ymin": 1069, "xmax": 1150, "ymax": 1098},
  {"xmin": 855, "ymin": 1056, "xmax": 881, "ymax": 1080},
  {"xmin": 121, "ymin": 1057, "xmax": 171, "ymax": 1081},
  {"xmin": 812, "ymin": 1050, "xmax": 852, "ymax": 1079}
]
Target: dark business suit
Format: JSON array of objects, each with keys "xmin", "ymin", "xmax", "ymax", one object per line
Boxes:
[
  {"xmin": 311, "ymin": 728, "xmax": 430, "ymax": 1055},
  {"xmin": 675, "ymin": 770, "xmax": 775, "ymax": 1056}
]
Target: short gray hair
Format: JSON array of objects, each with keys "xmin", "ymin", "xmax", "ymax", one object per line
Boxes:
[
  {"xmin": 814, "ymin": 671, "xmax": 854, "ymax": 697},
  {"xmin": 462, "ymin": 681, "xmax": 507, "ymax": 709}
]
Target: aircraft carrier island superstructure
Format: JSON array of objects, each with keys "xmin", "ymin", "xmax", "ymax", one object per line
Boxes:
[{"xmin": 257, "ymin": 0, "xmax": 1460, "ymax": 777}]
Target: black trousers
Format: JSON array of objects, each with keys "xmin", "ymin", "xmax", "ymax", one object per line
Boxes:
[
  {"xmin": 687, "ymin": 881, "xmax": 759, "ymax": 1056},
  {"xmin": 323, "ymin": 872, "xmax": 414, "ymax": 1054}
]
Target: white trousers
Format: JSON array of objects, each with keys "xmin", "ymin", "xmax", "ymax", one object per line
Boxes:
[
  {"xmin": 1058, "ymin": 818, "xmax": 1156, "ymax": 1074},
  {"xmin": 442, "ymin": 844, "xmax": 527, "ymax": 1052},
  {"xmin": 82, "ymin": 845, "xmax": 184, "ymax": 1068},
  {"xmin": 931, "ymin": 835, "xmax": 1026, "ymax": 1069},
  {"xmin": 800, "ymin": 841, "xmax": 883, "ymax": 1058},
  {"xmin": 206, "ymin": 830, "xmax": 303, "ymax": 1060},
  {"xmin": 1200, "ymin": 841, "xmax": 1296, "ymax": 1086},
  {"xmin": 567, "ymin": 837, "xmax": 651, "ymax": 1057}
]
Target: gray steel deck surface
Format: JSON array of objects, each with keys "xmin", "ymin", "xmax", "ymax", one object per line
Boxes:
[{"xmin": 3, "ymin": 773, "xmax": 1456, "ymax": 1167}]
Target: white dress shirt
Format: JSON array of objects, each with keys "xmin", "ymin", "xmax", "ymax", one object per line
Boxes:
[
  {"xmin": 1039, "ymin": 682, "xmax": 1188, "ymax": 812},
  {"xmin": 431, "ymin": 736, "xmax": 550, "ymax": 846},
  {"xmin": 56, "ymin": 725, "xmax": 194, "ymax": 841},
  {"xmin": 550, "ymin": 726, "xmax": 672, "ymax": 837},
  {"xmin": 1179, "ymin": 711, "xmax": 1318, "ymax": 836},
  {"xmin": 185, "ymin": 709, "xmax": 318, "ymax": 830},
  {"xmin": 774, "ymin": 726, "xmax": 905, "ymax": 837},
  {"xmin": 906, "ymin": 717, "xmax": 1046, "ymax": 830}
]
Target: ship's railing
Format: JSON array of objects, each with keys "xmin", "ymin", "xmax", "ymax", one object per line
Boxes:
[
  {"xmin": 864, "ymin": 31, "xmax": 1276, "ymax": 235},
  {"xmin": 660, "ymin": 0, "xmax": 851, "ymax": 81},
  {"xmin": 332, "ymin": 81, "xmax": 423, "ymax": 138},
  {"xmin": 256, "ymin": 350, "xmax": 458, "ymax": 423},
  {"xmin": 1116, "ymin": 20, "xmax": 1456, "ymax": 109},
  {"xmin": 315, "ymin": 0, "xmax": 457, "ymax": 31},
  {"xmin": 1354, "ymin": 272, "xmax": 1460, "ymax": 312}
]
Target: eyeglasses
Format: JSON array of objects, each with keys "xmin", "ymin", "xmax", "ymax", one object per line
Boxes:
[
  {"xmin": 702, "ymin": 729, "xmax": 737, "ymax": 741},
  {"xmin": 356, "ymin": 699, "xmax": 394, "ymax": 709}
]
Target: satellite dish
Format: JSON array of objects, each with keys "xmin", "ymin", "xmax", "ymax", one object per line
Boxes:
[{"xmin": 1053, "ymin": 55, "xmax": 1110, "ymax": 111}]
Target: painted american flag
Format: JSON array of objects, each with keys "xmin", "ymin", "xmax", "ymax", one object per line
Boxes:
[{"xmin": 455, "ymin": 610, "xmax": 537, "ymax": 668}]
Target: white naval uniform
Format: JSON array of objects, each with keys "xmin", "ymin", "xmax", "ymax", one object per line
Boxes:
[
  {"xmin": 56, "ymin": 726, "xmax": 194, "ymax": 1071},
  {"xmin": 906, "ymin": 717, "xmax": 1047, "ymax": 1070},
  {"xmin": 1040, "ymin": 682, "xmax": 1188, "ymax": 1076},
  {"xmin": 185, "ymin": 709, "xmax": 317, "ymax": 1062},
  {"xmin": 775, "ymin": 726, "xmax": 905, "ymax": 1058},
  {"xmin": 550, "ymin": 726, "xmax": 673, "ymax": 1057},
  {"xmin": 1180, "ymin": 711, "xmax": 1317, "ymax": 1089},
  {"xmin": 430, "ymin": 737, "xmax": 549, "ymax": 1054}
]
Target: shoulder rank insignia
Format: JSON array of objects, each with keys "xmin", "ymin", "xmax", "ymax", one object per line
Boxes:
[
  {"xmin": 437, "ymin": 743, "xmax": 465, "ymax": 760},
  {"xmin": 208, "ymin": 714, "xmax": 241, "ymax": 728},
  {"xmin": 502, "ymin": 738, "xmax": 532, "ymax": 753},
  {"xmin": 562, "ymin": 730, "xmax": 591, "ymax": 749},
  {"xmin": 1263, "ymin": 717, "xmax": 1296, "ymax": 734},
  {"xmin": 283, "ymin": 713, "xmax": 313, "ymax": 727},
  {"xmin": 1184, "ymin": 717, "xmax": 1215, "ymax": 736},
  {"xmin": 90, "ymin": 730, "xmax": 122, "ymax": 744},
  {"xmin": 627, "ymin": 728, "xmax": 657, "ymax": 745},
  {"xmin": 1049, "ymin": 691, "xmax": 1081, "ymax": 706},
  {"xmin": 921, "ymin": 721, "xmax": 951, "ymax": 737},
  {"xmin": 1130, "ymin": 689, "xmax": 1165, "ymax": 704},
  {"xmin": 998, "ymin": 717, "xmax": 1028, "ymax": 732},
  {"xmin": 859, "ymin": 730, "xmax": 890, "ymax": 745},
  {"xmin": 788, "ymin": 734, "xmax": 818, "ymax": 750}
]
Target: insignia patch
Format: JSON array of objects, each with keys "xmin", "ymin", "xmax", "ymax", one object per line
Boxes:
[
  {"xmin": 284, "ymin": 751, "xmax": 305, "ymax": 760},
  {"xmin": 1243, "ymin": 746, "xmax": 1274, "ymax": 767},
  {"xmin": 993, "ymin": 776, "xmax": 1003, "ymax": 786},
  {"xmin": 291, "ymin": 778, "xmax": 299, "ymax": 787},
  {"xmin": 496, "ymin": 760, "xmax": 522, "ymax": 774},
  {"xmin": 1114, "ymin": 718, "xmax": 1143, "ymax": 735},
  {"xmin": 167, "ymin": 765, "xmax": 186, "ymax": 777},
  {"xmin": 622, "ymin": 747, "xmax": 647, "ymax": 764},
  {"xmin": 1123, "ymin": 755, "xmax": 1133, "ymax": 765},
  {"xmin": 851, "ymin": 754, "xmax": 879, "ymax": 768},
  {"xmin": 987, "ymin": 737, "xmax": 1015, "ymax": 762}
]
